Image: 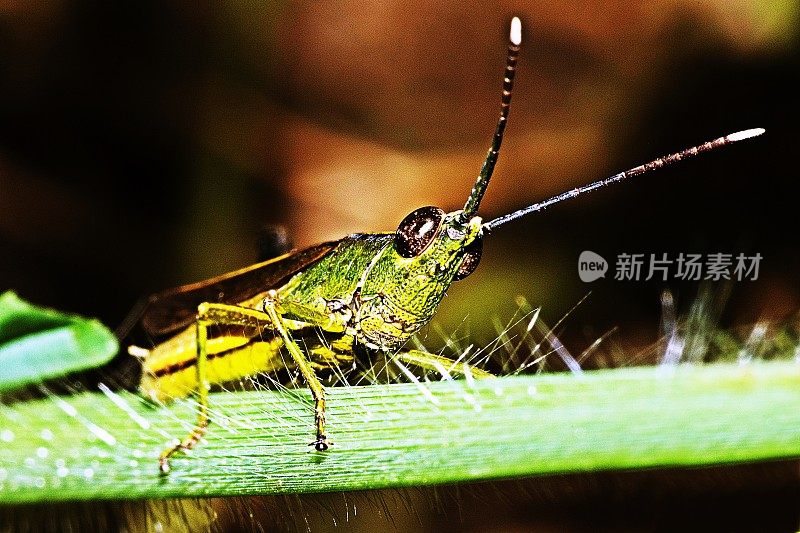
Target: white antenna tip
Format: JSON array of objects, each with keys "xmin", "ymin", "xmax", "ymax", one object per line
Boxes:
[
  {"xmin": 726, "ymin": 128, "xmax": 765, "ymax": 142},
  {"xmin": 510, "ymin": 17, "xmax": 522, "ymax": 46}
]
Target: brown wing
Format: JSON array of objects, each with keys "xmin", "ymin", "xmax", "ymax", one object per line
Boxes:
[{"xmin": 120, "ymin": 241, "xmax": 338, "ymax": 339}]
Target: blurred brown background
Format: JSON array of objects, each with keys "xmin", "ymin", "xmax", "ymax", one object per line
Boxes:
[
  {"xmin": 1, "ymin": 1, "xmax": 799, "ymax": 530},
  {"xmin": 1, "ymin": 1, "xmax": 797, "ymax": 350}
]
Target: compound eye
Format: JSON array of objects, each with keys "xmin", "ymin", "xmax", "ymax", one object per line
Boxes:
[
  {"xmin": 453, "ymin": 237, "xmax": 483, "ymax": 281},
  {"xmin": 394, "ymin": 206, "xmax": 445, "ymax": 258}
]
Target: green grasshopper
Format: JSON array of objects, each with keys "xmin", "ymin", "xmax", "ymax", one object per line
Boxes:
[{"xmin": 126, "ymin": 17, "xmax": 763, "ymax": 473}]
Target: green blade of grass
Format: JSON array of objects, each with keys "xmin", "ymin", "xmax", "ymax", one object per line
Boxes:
[{"xmin": 1, "ymin": 361, "xmax": 798, "ymax": 504}]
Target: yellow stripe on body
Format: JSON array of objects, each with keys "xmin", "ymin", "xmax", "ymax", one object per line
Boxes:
[{"xmin": 140, "ymin": 325, "xmax": 285, "ymax": 402}]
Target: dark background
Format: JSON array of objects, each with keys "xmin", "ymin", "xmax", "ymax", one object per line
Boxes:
[{"xmin": 1, "ymin": 1, "xmax": 798, "ymax": 531}]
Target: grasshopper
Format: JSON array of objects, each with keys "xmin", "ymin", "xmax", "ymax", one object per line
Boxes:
[{"xmin": 126, "ymin": 17, "xmax": 763, "ymax": 473}]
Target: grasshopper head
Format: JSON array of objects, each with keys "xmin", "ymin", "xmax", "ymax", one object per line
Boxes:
[
  {"xmin": 394, "ymin": 206, "xmax": 483, "ymax": 281},
  {"xmin": 356, "ymin": 206, "xmax": 485, "ymax": 350}
]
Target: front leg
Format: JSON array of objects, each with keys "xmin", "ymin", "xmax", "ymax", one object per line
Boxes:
[{"xmin": 261, "ymin": 291, "xmax": 330, "ymax": 452}]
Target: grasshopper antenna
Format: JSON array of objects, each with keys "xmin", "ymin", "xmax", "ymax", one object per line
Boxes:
[
  {"xmin": 462, "ymin": 16, "xmax": 522, "ymax": 220},
  {"xmin": 484, "ymin": 128, "xmax": 765, "ymax": 230}
]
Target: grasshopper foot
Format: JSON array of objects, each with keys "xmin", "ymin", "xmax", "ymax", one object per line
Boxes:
[
  {"xmin": 158, "ymin": 451, "xmax": 176, "ymax": 475},
  {"xmin": 158, "ymin": 423, "xmax": 208, "ymax": 475},
  {"xmin": 309, "ymin": 435, "xmax": 330, "ymax": 452}
]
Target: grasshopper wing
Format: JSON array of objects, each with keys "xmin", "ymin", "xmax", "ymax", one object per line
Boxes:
[{"xmin": 120, "ymin": 241, "xmax": 338, "ymax": 339}]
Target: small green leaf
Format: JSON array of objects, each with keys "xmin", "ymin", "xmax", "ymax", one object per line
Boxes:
[{"xmin": 0, "ymin": 291, "xmax": 118, "ymax": 393}]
